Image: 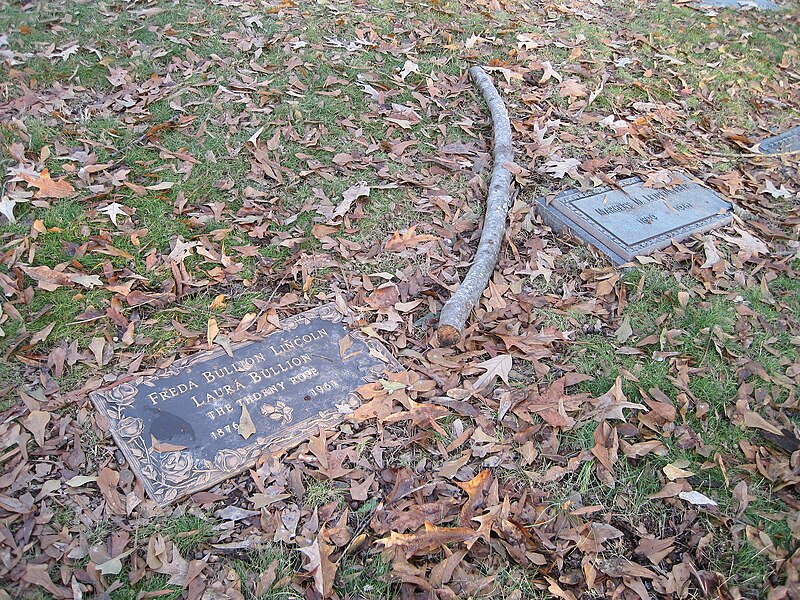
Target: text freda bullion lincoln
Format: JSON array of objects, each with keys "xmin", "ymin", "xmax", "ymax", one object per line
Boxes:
[{"xmin": 143, "ymin": 326, "xmax": 342, "ymax": 424}]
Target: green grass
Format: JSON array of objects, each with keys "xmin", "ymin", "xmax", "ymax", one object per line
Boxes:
[
  {"xmin": 337, "ymin": 552, "xmax": 394, "ymax": 599},
  {"xmin": 304, "ymin": 479, "xmax": 346, "ymax": 508},
  {"xmin": 139, "ymin": 513, "xmax": 217, "ymax": 555},
  {"xmin": 111, "ymin": 574, "xmax": 183, "ymax": 600},
  {"xmin": 231, "ymin": 545, "xmax": 301, "ymax": 600}
]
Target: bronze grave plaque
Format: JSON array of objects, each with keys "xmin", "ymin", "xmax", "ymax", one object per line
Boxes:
[{"xmin": 90, "ymin": 304, "xmax": 397, "ymax": 505}]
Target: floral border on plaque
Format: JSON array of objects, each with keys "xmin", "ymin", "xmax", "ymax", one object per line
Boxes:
[{"xmin": 90, "ymin": 303, "xmax": 397, "ymax": 505}]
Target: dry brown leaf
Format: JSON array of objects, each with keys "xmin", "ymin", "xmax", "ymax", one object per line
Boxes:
[
  {"xmin": 678, "ymin": 490, "xmax": 718, "ymax": 507},
  {"xmin": 558, "ymin": 78, "xmax": 588, "ymax": 98},
  {"xmin": 378, "ymin": 522, "xmax": 478, "ymax": 558},
  {"xmin": 663, "ymin": 463, "xmax": 695, "ymax": 481},
  {"xmin": 150, "ymin": 436, "xmax": 188, "ymax": 453},
  {"xmin": 298, "ymin": 536, "xmax": 337, "ymax": 598},
  {"xmin": 385, "ymin": 225, "xmax": 437, "ymax": 252},
  {"xmin": 590, "ymin": 376, "xmax": 646, "ymax": 421},
  {"xmin": 30, "ymin": 322, "xmax": 56, "ymax": 345},
  {"xmin": 207, "ymin": 318, "xmax": 219, "ymax": 349},
  {"xmin": 22, "ymin": 410, "xmax": 50, "ymax": 447},
  {"xmin": 238, "ymin": 404, "xmax": 256, "ymax": 439},
  {"xmin": 473, "ymin": 354, "xmax": 512, "ymax": 390},
  {"xmin": 209, "ymin": 294, "xmax": 226, "ymax": 309},
  {"xmin": 18, "ymin": 168, "xmax": 75, "ymax": 199}
]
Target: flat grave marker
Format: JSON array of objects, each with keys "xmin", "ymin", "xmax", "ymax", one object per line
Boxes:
[
  {"xmin": 759, "ymin": 126, "xmax": 800, "ymax": 154},
  {"xmin": 694, "ymin": 0, "xmax": 781, "ymax": 9},
  {"xmin": 535, "ymin": 173, "xmax": 732, "ymax": 264},
  {"xmin": 90, "ymin": 304, "xmax": 397, "ymax": 505}
]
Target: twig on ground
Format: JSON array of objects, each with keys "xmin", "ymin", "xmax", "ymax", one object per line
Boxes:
[
  {"xmin": 108, "ymin": 115, "xmax": 183, "ymax": 159},
  {"xmin": 437, "ymin": 66, "xmax": 515, "ymax": 347}
]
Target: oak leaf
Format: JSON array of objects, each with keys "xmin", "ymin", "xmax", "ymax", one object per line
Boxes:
[
  {"xmin": 20, "ymin": 265, "xmax": 102, "ymax": 291},
  {"xmin": 98, "ymin": 202, "xmax": 127, "ymax": 226},
  {"xmin": 473, "ymin": 354, "xmax": 512, "ymax": 390},
  {"xmin": 589, "ymin": 376, "xmax": 646, "ymax": 421},
  {"xmin": 541, "ymin": 156, "xmax": 581, "ymax": 179},
  {"xmin": 378, "ymin": 522, "xmax": 478, "ymax": 557},
  {"xmin": 0, "ymin": 189, "xmax": 31, "ymax": 223},
  {"xmin": 719, "ymin": 227, "xmax": 768, "ymax": 261},
  {"xmin": 538, "ymin": 60, "xmax": 562, "ymax": 83},
  {"xmin": 385, "ymin": 225, "xmax": 437, "ymax": 252},
  {"xmin": 18, "ymin": 168, "xmax": 75, "ymax": 199}
]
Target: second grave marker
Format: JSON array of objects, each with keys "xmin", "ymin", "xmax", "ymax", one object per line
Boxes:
[{"xmin": 535, "ymin": 173, "xmax": 732, "ymax": 264}]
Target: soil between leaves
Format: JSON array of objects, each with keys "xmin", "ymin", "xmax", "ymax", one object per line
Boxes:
[{"xmin": 1, "ymin": 0, "xmax": 799, "ymax": 598}]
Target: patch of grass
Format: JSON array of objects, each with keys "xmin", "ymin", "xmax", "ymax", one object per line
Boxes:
[
  {"xmin": 567, "ymin": 334, "xmax": 618, "ymax": 391},
  {"xmin": 0, "ymin": 361, "xmax": 23, "ymax": 410},
  {"xmin": 484, "ymin": 563, "xmax": 548, "ymax": 599},
  {"xmin": 231, "ymin": 544, "xmax": 301, "ymax": 600},
  {"xmin": 563, "ymin": 420, "xmax": 598, "ymax": 453},
  {"xmin": 336, "ymin": 552, "xmax": 394, "ymax": 599},
  {"xmin": 304, "ymin": 479, "xmax": 346, "ymax": 508},
  {"xmin": 141, "ymin": 513, "xmax": 217, "ymax": 555},
  {"xmin": 703, "ymin": 528, "xmax": 776, "ymax": 598},
  {"xmin": 111, "ymin": 574, "xmax": 182, "ymax": 600},
  {"xmin": 88, "ymin": 521, "xmax": 111, "ymax": 545},
  {"xmin": 51, "ymin": 505, "xmax": 76, "ymax": 531}
]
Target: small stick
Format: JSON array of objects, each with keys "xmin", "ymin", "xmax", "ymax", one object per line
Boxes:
[
  {"xmin": 437, "ymin": 66, "xmax": 515, "ymax": 347},
  {"xmin": 108, "ymin": 115, "xmax": 182, "ymax": 159}
]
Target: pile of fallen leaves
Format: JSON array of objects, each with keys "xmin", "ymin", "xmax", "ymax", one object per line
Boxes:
[{"xmin": 1, "ymin": 0, "xmax": 799, "ymax": 597}]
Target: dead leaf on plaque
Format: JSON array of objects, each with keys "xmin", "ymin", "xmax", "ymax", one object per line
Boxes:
[
  {"xmin": 338, "ymin": 334, "xmax": 360, "ymax": 360},
  {"xmin": 239, "ymin": 404, "xmax": 257, "ymax": 439},
  {"xmin": 151, "ymin": 436, "xmax": 188, "ymax": 453}
]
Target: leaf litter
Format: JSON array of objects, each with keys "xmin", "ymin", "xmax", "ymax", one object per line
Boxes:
[{"xmin": 0, "ymin": 0, "xmax": 799, "ymax": 598}]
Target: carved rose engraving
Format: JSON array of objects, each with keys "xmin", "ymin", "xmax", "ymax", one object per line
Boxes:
[
  {"xmin": 160, "ymin": 451, "xmax": 194, "ymax": 485},
  {"xmin": 214, "ymin": 448, "xmax": 243, "ymax": 472},
  {"xmin": 116, "ymin": 417, "xmax": 144, "ymax": 438},
  {"xmin": 107, "ymin": 382, "xmax": 138, "ymax": 406}
]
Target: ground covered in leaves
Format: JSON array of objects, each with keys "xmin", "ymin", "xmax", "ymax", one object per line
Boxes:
[{"xmin": 1, "ymin": 0, "xmax": 799, "ymax": 597}]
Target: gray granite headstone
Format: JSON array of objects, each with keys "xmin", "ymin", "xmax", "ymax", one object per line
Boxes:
[
  {"xmin": 535, "ymin": 173, "xmax": 732, "ymax": 264},
  {"xmin": 695, "ymin": 0, "xmax": 780, "ymax": 8},
  {"xmin": 759, "ymin": 126, "xmax": 800, "ymax": 154}
]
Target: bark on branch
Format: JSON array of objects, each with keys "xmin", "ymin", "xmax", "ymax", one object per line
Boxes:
[{"xmin": 437, "ymin": 66, "xmax": 515, "ymax": 347}]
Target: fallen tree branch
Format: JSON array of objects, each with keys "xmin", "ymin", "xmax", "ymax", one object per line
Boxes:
[{"xmin": 437, "ymin": 66, "xmax": 515, "ymax": 347}]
